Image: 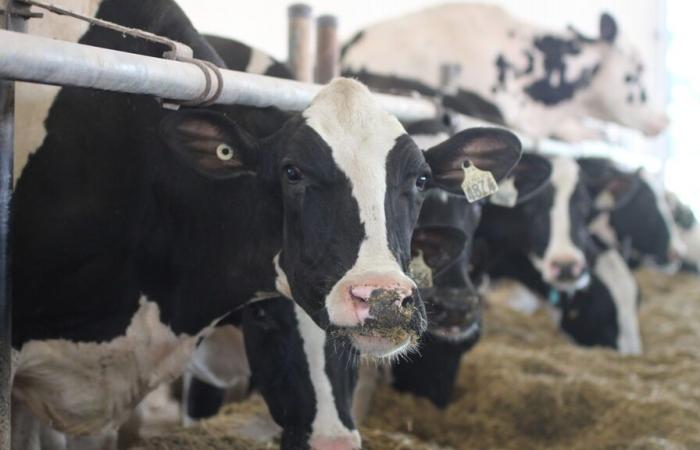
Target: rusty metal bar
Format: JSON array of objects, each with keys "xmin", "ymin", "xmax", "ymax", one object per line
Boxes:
[
  {"xmin": 287, "ymin": 3, "xmax": 313, "ymax": 83},
  {"xmin": 0, "ymin": 1, "xmax": 26, "ymax": 446}
]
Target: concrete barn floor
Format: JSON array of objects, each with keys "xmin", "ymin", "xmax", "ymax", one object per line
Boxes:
[{"xmin": 131, "ymin": 268, "xmax": 700, "ymax": 450}]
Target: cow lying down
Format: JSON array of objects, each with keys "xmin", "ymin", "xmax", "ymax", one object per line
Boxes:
[
  {"xmin": 476, "ymin": 154, "xmax": 643, "ymax": 354},
  {"xmin": 10, "ymin": 1, "xmax": 523, "ymax": 448},
  {"xmin": 342, "ymin": 4, "xmax": 668, "ymax": 141}
]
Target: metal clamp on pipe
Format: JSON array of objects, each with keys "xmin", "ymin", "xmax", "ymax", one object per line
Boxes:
[{"xmin": 160, "ymin": 55, "xmax": 224, "ymax": 110}]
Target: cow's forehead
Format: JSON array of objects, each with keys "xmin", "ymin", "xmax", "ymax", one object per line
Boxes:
[{"xmin": 303, "ymin": 78, "xmax": 407, "ymax": 165}]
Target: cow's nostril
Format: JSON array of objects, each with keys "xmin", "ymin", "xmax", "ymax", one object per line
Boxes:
[{"xmin": 401, "ymin": 296, "xmax": 414, "ymax": 308}]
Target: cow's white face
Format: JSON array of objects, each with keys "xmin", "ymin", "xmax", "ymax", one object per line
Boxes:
[
  {"xmin": 589, "ymin": 44, "xmax": 668, "ymax": 136},
  {"xmin": 525, "ymin": 157, "xmax": 591, "ymax": 291},
  {"xmin": 160, "ymin": 78, "xmax": 522, "ymax": 358}
]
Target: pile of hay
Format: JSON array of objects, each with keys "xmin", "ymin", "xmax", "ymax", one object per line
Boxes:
[{"xmin": 134, "ymin": 269, "xmax": 700, "ymax": 449}]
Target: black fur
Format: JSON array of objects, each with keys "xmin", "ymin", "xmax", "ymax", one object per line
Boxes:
[{"xmin": 204, "ymin": 34, "xmax": 294, "ymax": 79}]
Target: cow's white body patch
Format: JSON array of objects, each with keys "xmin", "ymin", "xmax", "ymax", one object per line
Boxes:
[
  {"xmin": 588, "ymin": 212, "xmax": 618, "ymax": 248},
  {"xmin": 294, "ymin": 303, "xmax": 362, "ymax": 449},
  {"xmin": 187, "ymin": 324, "xmax": 250, "ymax": 389},
  {"xmin": 303, "ymin": 79, "xmax": 416, "ymax": 326},
  {"xmin": 410, "ymin": 132, "xmax": 449, "ymax": 150},
  {"xmin": 530, "ymin": 156, "xmax": 587, "ymax": 289},
  {"xmin": 12, "ymin": 298, "xmax": 216, "ymax": 436},
  {"xmin": 274, "ymin": 252, "xmax": 293, "ymax": 299},
  {"xmin": 15, "ymin": 0, "xmax": 103, "ymax": 182},
  {"xmin": 594, "ymin": 249, "xmax": 642, "ymax": 355},
  {"xmin": 679, "ymin": 223, "xmax": 700, "ymax": 267},
  {"xmin": 342, "ymin": 3, "xmax": 667, "ymax": 141},
  {"xmin": 245, "ymin": 48, "xmax": 275, "ymax": 74}
]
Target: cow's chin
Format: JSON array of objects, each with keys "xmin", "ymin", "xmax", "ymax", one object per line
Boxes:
[
  {"xmin": 349, "ymin": 332, "xmax": 417, "ymax": 359},
  {"xmin": 549, "ymin": 272, "xmax": 591, "ymax": 293}
]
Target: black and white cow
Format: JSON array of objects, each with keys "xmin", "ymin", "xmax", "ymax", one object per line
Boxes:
[
  {"xmin": 342, "ymin": 4, "xmax": 668, "ymax": 141},
  {"xmin": 476, "ymin": 155, "xmax": 642, "ymax": 354},
  {"xmin": 479, "ymin": 156, "xmax": 594, "ymax": 291},
  {"xmin": 578, "ymin": 157, "xmax": 685, "ymax": 270},
  {"xmin": 182, "ymin": 117, "xmax": 489, "ymax": 446},
  {"xmin": 10, "ymin": 0, "xmax": 522, "ymax": 447}
]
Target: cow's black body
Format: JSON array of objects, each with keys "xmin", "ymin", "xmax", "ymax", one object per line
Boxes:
[
  {"xmin": 391, "ymin": 190, "xmax": 483, "ymax": 408},
  {"xmin": 11, "ymin": 0, "xmax": 286, "ymax": 346}
]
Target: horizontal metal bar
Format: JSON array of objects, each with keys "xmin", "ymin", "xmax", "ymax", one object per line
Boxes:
[{"xmin": 0, "ymin": 29, "xmax": 437, "ymax": 121}]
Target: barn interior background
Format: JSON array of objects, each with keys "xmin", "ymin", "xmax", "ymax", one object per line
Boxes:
[
  {"xmin": 180, "ymin": 0, "xmax": 699, "ymax": 213},
  {"xmin": 3, "ymin": 0, "xmax": 700, "ymax": 449}
]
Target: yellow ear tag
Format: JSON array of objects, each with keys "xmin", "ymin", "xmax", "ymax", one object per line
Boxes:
[
  {"xmin": 490, "ymin": 176, "xmax": 519, "ymax": 207},
  {"xmin": 461, "ymin": 164, "xmax": 499, "ymax": 203},
  {"xmin": 409, "ymin": 250, "xmax": 433, "ymax": 289}
]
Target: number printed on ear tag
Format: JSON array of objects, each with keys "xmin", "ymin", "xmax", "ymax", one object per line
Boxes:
[
  {"xmin": 490, "ymin": 176, "xmax": 519, "ymax": 207},
  {"xmin": 409, "ymin": 250, "xmax": 433, "ymax": 289},
  {"xmin": 461, "ymin": 164, "xmax": 499, "ymax": 203}
]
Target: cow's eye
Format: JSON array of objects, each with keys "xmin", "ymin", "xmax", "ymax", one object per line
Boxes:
[
  {"xmin": 216, "ymin": 144, "xmax": 234, "ymax": 161},
  {"xmin": 283, "ymin": 164, "xmax": 303, "ymax": 182},
  {"xmin": 416, "ymin": 173, "xmax": 430, "ymax": 191}
]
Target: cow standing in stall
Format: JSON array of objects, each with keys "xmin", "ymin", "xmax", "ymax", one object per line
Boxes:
[
  {"xmin": 10, "ymin": 2, "xmax": 523, "ymax": 449},
  {"xmin": 342, "ymin": 4, "xmax": 668, "ymax": 141}
]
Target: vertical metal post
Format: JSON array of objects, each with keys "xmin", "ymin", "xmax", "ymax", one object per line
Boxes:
[
  {"xmin": 287, "ymin": 3, "xmax": 313, "ymax": 83},
  {"xmin": 315, "ymin": 14, "xmax": 339, "ymax": 84},
  {"xmin": 439, "ymin": 63, "xmax": 461, "ymax": 95},
  {"xmin": 0, "ymin": 1, "xmax": 26, "ymax": 447}
]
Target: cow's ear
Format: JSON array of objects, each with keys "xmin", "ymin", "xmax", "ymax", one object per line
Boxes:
[
  {"xmin": 411, "ymin": 226, "xmax": 467, "ymax": 271},
  {"xmin": 160, "ymin": 109, "xmax": 259, "ymax": 180},
  {"xmin": 489, "ymin": 153, "xmax": 553, "ymax": 207},
  {"xmin": 593, "ymin": 170, "xmax": 641, "ymax": 211},
  {"xmin": 578, "ymin": 158, "xmax": 640, "ymax": 211},
  {"xmin": 600, "ymin": 12, "xmax": 618, "ymax": 43},
  {"xmin": 424, "ymin": 127, "xmax": 522, "ymax": 201}
]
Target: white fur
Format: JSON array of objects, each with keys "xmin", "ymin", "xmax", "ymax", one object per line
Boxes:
[
  {"xmin": 12, "ymin": 298, "xmax": 218, "ymax": 437},
  {"xmin": 588, "ymin": 212, "xmax": 618, "ymax": 248},
  {"xmin": 15, "ymin": 0, "xmax": 103, "ymax": 182},
  {"xmin": 274, "ymin": 252, "xmax": 293, "ymax": 299},
  {"xmin": 303, "ymin": 79, "xmax": 416, "ymax": 326},
  {"xmin": 187, "ymin": 325, "xmax": 250, "ymax": 389},
  {"xmin": 342, "ymin": 3, "xmax": 667, "ymax": 140},
  {"xmin": 294, "ymin": 304, "xmax": 362, "ymax": 449},
  {"xmin": 679, "ymin": 223, "xmax": 700, "ymax": 267},
  {"xmin": 530, "ymin": 157, "xmax": 587, "ymax": 289},
  {"xmin": 594, "ymin": 249, "xmax": 642, "ymax": 355},
  {"xmin": 246, "ymin": 48, "xmax": 275, "ymax": 74}
]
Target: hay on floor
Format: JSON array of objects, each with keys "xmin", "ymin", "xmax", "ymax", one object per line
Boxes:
[{"xmin": 134, "ymin": 269, "xmax": 700, "ymax": 449}]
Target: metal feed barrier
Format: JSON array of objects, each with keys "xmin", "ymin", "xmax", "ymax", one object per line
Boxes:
[{"xmin": 0, "ymin": 1, "xmax": 443, "ymax": 446}]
